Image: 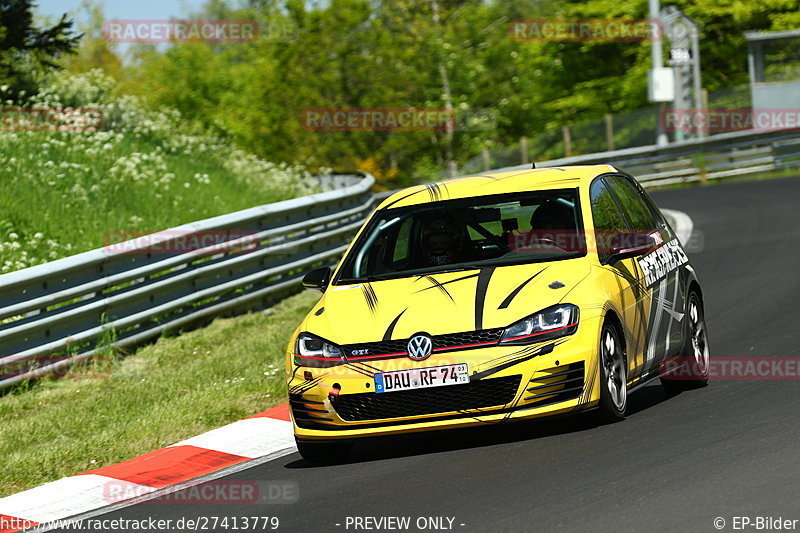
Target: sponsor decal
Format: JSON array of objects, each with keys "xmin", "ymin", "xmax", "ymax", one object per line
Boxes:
[{"xmin": 637, "ymin": 239, "xmax": 689, "ymax": 288}]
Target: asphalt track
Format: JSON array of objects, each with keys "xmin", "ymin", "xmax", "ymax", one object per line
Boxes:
[{"xmin": 65, "ymin": 176, "xmax": 800, "ymax": 533}]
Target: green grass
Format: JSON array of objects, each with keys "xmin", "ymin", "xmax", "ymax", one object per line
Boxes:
[
  {"xmin": 0, "ymin": 290, "xmax": 319, "ymax": 498},
  {"xmin": 0, "ymin": 70, "xmax": 316, "ymax": 273},
  {"xmin": 647, "ymin": 166, "xmax": 800, "ymax": 191}
]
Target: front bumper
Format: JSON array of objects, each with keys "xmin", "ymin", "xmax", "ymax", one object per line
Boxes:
[{"xmin": 288, "ymin": 317, "xmax": 602, "ymax": 441}]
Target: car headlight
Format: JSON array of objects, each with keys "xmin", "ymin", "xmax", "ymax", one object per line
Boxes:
[
  {"xmin": 294, "ymin": 333, "xmax": 345, "ymax": 366},
  {"xmin": 500, "ymin": 304, "xmax": 579, "ymax": 344}
]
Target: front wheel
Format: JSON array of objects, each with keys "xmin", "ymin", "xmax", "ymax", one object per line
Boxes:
[
  {"xmin": 595, "ymin": 321, "xmax": 627, "ymax": 423},
  {"xmin": 295, "ymin": 437, "xmax": 352, "ymax": 465},
  {"xmin": 661, "ymin": 292, "xmax": 710, "ymax": 391}
]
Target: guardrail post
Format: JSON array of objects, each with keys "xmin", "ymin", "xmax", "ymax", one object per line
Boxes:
[
  {"xmin": 605, "ymin": 114, "xmax": 614, "ymax": 152},
  {"xmin": 520, "ymin": 136, "xmax": 529, "ymax": 165}
]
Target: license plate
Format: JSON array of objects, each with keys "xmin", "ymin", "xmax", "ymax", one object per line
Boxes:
[{"xmin": 374, "ymin": 363, "xmax": 469, "ymax": 393}]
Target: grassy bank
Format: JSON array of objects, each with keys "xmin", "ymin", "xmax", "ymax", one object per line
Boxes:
[
  {"xmin": 0, "ymin": 290, "xmax": 318, "ymax": 497},
  {"xmin": 0, "ymin": 70, "xmax": 317, "ymax": 274}
]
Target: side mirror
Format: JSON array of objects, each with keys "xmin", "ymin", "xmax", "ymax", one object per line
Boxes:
[
  {"xmin": 302, "ymin": 266, "xmax": 331, "ymax": 292},
  {"xmin": 604, "ymin": 232, "xmax": 656, "ymax": 264}
]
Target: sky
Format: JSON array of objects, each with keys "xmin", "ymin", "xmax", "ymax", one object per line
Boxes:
[
  {"xmin": 34, "ymin": 0, "xmax": 226, "ymax": 56},
  {"xmin": 35, "ymin": 0, "xmax": 208, "ymax": 22}
]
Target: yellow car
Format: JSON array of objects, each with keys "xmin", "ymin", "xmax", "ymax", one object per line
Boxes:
[{"xmin": 286, "ymin": 165, "xmax": 709, "ymax": 463}]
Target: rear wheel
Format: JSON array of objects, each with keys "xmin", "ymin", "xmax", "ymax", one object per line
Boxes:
[
  {"xmin": 596, "ymin": 321, "xmax": 627, "ymax": 423},
  {"xmin": 661, "ymin": 292, "xmax": 710, "ymax": 390},
  {"xmin": 295, "ymin": 438, "xmax": 352, "ymax": 465}
]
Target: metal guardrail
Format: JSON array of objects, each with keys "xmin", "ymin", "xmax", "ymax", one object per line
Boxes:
[
  {"xmin": 0, "ymin": 172, "xmax": 375, "ymax": 389},
  {"xmin": 496, "ymin": 128, "xmax": 800, "ymax": 187}
]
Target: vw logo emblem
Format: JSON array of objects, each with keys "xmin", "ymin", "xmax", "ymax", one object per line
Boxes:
[{"xmin": 407, "ymin": 334, "xmax": 433, "ymax": 361}]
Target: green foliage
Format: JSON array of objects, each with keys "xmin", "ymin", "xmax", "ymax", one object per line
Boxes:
[
  {"xmin": 0, "ymin": 70, "xmax": 317, "ymax": 273},
  {"xmin": 95, "ymin": 0, "xmax": 796, "ymax": 185}
]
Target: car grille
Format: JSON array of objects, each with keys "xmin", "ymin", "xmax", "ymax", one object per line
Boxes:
[
  {"xmin": 341, "ymin": 328, "xmax": 505, "ymax": 359},
  {"xmin": 332, "ymin": 375, "xmax": 522, "ymax": 421},
  {"xmin": 523, "ymin": 361, "xmax": 585, "ymax": 406}
]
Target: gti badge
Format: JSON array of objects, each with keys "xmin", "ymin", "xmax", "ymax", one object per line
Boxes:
[{"xmin": 407, "ymin": 334, "xmax": 433, "ymax": 361}]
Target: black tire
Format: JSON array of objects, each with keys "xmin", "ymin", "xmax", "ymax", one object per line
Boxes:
[
  {"xmin": 295, "ymin": 438, "xmax": 352, "ymax": 465},
  {"xmin": 660, "ymin": 291, "xmax": 710, "ymax": 391},
  {"xmin": 595, "ymin": 321, "xmax": 627, "ymax": 423}
]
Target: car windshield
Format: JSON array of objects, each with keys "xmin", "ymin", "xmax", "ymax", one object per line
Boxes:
[{"xmin": 336, "ymin": 188, "xmax": 586, "ymax": 283}]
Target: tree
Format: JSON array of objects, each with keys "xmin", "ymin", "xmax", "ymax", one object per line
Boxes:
[{"xmin": 0, "ymin": 0, "xmax": 82, "ymax": 95}]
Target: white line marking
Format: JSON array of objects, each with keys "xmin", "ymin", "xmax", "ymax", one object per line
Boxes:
[{"xmin": 661, "ymin": 208, "xmax": 694, "ymax": 247}]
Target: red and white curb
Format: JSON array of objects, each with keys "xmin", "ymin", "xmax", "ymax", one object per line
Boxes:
[{"xmin": 0, "ymin": 404, "xmax": 293, "ymax": 533}]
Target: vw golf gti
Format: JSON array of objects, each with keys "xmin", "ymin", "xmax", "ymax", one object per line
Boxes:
[{"xmin": 285, "ymin": 165, "xmax": 710, "ymax": 463}]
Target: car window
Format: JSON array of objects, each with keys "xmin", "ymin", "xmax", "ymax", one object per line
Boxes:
[
  {"xmin": 392, "ymin": 217, "xmax": 412, "ymax": 263},
  {"xmin": 589, "ymin": 178, "xmax": 628, "ymax": 261},
  {"xmin": 605, "ymin": 175, "xmax": 658, "ymax": 233},
  {"xmin": 335, "ymin": 189, "xmax": 586, "ymax": 283}
]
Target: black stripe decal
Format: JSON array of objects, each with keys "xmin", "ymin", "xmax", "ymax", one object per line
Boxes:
[
  {"xmin": 291, "ymin": 376, "xmax": 324, "ymax": 394},
  {"xmin": 345, "ymin": 364, "xmax": 374, "ymax": 378},
  {"xmin": 422, "ymin": 275, "xmax": 454, "ymax": 302},
  {"xmin": 383, "ymin": 309, "xmax": 407, "ymax": 341},
  {"xmin": 382, "ymin": 188, "xmax": 424, "ymax": 209},
  {"xmin": 497, "ymin": 268, "xmax": 546, "ymax": 309},
  {"xmin": 425, "ymin": 183, "xmax": 442, "ymax": 202},
  {"xmin": 416, "ymin": 272, "xmax": 479, "ymax": 292},
  {"xmin": 474, "ymin": 266, "xmax": 496, "ymax": 330},
  {"xmin": 361, "ymin": 283, "xmax": 378, "ymax": 313},
  {"xmin": 471, "ymin": 342, "xmax": 557, "ymax": 381},
  {"xmin": 354, "ymin": 361, "xmax": 383, "ymax": 373}
]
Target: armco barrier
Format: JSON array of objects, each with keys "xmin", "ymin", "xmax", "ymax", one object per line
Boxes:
[
  {"xmin": 0, "ymin": 173, "xmax": 375, "ymax": 389},
  {"xmin": 496, "ymin": 128, "xmax": 800, "ymax": 186}
]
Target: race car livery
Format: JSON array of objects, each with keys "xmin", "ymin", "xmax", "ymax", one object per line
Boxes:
[{"xmin": 285, "ymin": 165, "xmax": 709, "ymax": 462}]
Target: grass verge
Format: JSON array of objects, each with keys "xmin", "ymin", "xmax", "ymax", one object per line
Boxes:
[
  {"xmin": 647, "ymin": 166, "xmax": 800, "ymax": 191},
  {"xmin": 0, "ymin": 70, "xmax": 316, "ymax": 273},
  {"xmin": 0, "ymin": 290, "xmax": 319, "ymax": 498}
]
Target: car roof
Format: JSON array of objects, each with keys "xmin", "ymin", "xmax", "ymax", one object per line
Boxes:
[{"xmin": 375, "ymin": 164, "xmax": 620, "ymax": 210}]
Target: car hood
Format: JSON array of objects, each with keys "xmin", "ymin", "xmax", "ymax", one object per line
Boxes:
[{"xmin": 304, "ymin": 258, "xmax": 592, "ymax": 344}]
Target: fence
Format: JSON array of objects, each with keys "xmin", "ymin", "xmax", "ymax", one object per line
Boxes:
[
  {"xmin": 496, "ymin": 127, "xmax": 800, "ymax": 187},
  {"xmin": 459, "ymin": 84, "xmax": 756, "ymax": 175},
  {"xmin": 0, "ymin": 173, "xmax": 375, "ymax": 389}
]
